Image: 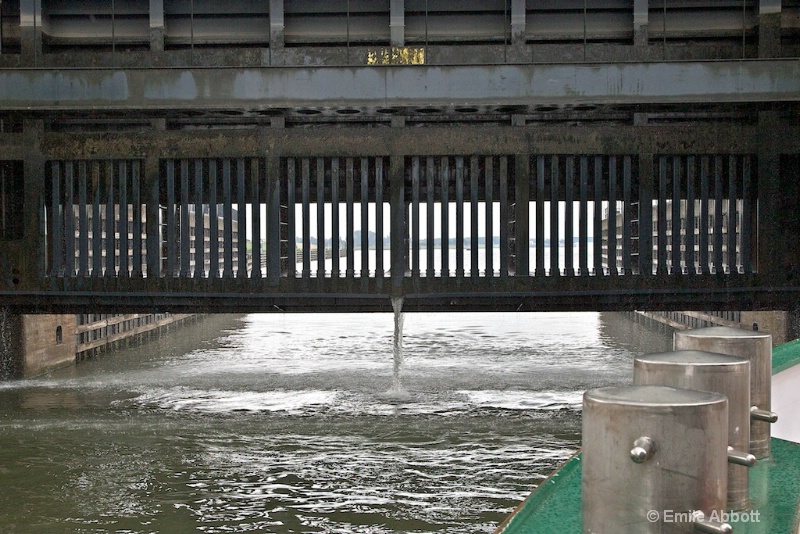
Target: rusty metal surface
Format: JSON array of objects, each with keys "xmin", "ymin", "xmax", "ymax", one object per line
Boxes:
[{"xmin": 0, "ymin": 124, "xmax": 777, "ymax": 160}]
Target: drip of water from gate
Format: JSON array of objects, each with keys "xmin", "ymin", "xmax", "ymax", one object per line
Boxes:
[{"xmin": 387, "ymin": 296, "xmax": 409, "ymax": 400}]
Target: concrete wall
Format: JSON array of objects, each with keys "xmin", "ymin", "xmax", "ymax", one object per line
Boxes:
[
  {"xmin": 75, "ymin": 314, "xmax": 199, "ymax": 361},
  {"xmin": 20, "ymin": 314, "xmax": 76, "ymax": 377},
  {"xmin": 0, "ymin": 309, "xmax": 23, "ymax": 379},
  {"xmin": 741, "ymin": 311, "xmax": 789, "ymax": 345},
  {"xmin": 0, "ymin": 312, "xmax": 202, "ymax": 379},
  {"xmin": 637, "ymin": 310, "xmax": 791, "ymax": 346},
  {"xmin": 790, "ymin": 308, "xmax": 800, "ymax": 343}
]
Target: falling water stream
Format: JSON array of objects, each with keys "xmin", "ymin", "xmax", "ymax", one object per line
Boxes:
[{"xmin": 391, "ymin": 296, "xmax": 405, "ymax": 393}]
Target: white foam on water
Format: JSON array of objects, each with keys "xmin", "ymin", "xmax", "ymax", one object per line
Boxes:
[
  {"xmin": 130, "ymin": 388, "xmax": 339, "ymax": 414},
  {"xmin": 378, "ymin": 385, "xmax": 413, "ymax": 402},
  {"xmin": 459, "ymin": 389, "xmax": 585, "ymax": 411}
]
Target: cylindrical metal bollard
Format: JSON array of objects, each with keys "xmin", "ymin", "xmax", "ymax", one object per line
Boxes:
[
  {"xmin": 674, "ymin": 326, "xmax": 775, "ymax": 458},
  {"xmin": 583, "ymin": 386, "xmax": 729, "ymax": 534},
  {"xmin": 633, "ymin": 350, "xmax": 752, "ymax": 510}
]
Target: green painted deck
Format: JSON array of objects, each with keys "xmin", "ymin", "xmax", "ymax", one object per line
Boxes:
[
  {"xmin": 496, "ymin": 339, "xmax": 800, "ymax": 534},
  {"xmin": 772, "ymin": 339, "xmax": 800, "ymax": 375}
]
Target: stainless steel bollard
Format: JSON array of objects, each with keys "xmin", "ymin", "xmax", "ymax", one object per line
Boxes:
[
  {"xmin": 674, "ymin": 326, "xmax": 776, "ymax": 458},
  {"xmin": 583, "ymin": 386, "xmax": 730, "ymax": 534},
  {"xmin": 633, "ymin": 350, "xmax": 752, "ymax": 510}
]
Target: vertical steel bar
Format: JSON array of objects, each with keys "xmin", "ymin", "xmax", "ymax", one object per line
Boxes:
[
  {"xmin": 499, "ymin": 156, "xmax": 509, "ymax": 277},
  {"xmin": 251, "ymin": 158, "xmax": 261, "ymax": 279},
  {"xmin": 194, "ymin": 159, "xmax": 204, "ymax": 278},
  {"xmin": 105, "ymin": 161, "xmax": 116, "ymax": 276},
  {"xmin": 51, "ymin": 162, "xmax": 63, "ymax": 277},
  {"xmin": 412, "ymin": 157, "xmax": 421, "ymax": 277},
  {"xmin": 550, "ymin": 156, "xmax": 560, "ymax": 276},
  {"xmin": 608, "ymin": 156, "xmax": 617, "ymax": 275},
  {"xmin": 164, "ymin": 159, "xmax": 177, "ymax": 277},
  {"xmin": 0, "ymin": 166, "xmax": 9, "ymax": 241},
  {"xmin": 515, "ymin": 155, "xmax": 530, "ymax": 276},
  {"xmin": 754, "ymin": 133, "xmax": 775, "ymax": 277},
  {"xmin": 132, "ymin": 161, "xmax": 142, "ymax": 277},
  {"xmin": 579, "ymin": 156, "xmax": 589, "ymax": 276},
  {"xmin": 0, "ymin": 165, "xmax": 5, "ymax": 238},
  {"xmin": 535, "ymin": 156, "xmax": 545, "ymax": 276},
  {"xmin": 222, "ymin": 159, "xmax": 233, "ymax": 278},
  {"xmin": 237, "ymin": 159, "xmax": 248, "ymax": 278},
  {"xmin": 1, "ymin": 167, "xmax": 7, "ymax": 239},
  {"xmin": 375, "ymin": 157, "xmax": 384, "ymax": 277},
  {"xmin": 286, "ymin": 159, "xmax": 296, "ymax": 278},
  {"xmin": 685, "ymin": 156, "xmax": 696, "ymax": 274},
  {"xmin": 179, "ymin": 159, "xmax": 190, "ymax": 277},
  {"xmin": 470, "ymin": 156, "xmax": 479, "ymax": 277},
  {"xmin": 565, "ymin": 156, "xmax": 575, "ymax": 276},
  {"xmin": 485, "ymin": 156, "xmax": 494, "ymax": 277},
  {"xmin": 593, "ymin": 156, "xmax": 603, "ymax": 276},
  {"xmin": 441, "ymin": 157, "xmax": 449, "ymax": 278},
  {"xmin": 639, "ymin": 155, "xmax": 654, "ymax": 275},
  {"xmin": 455, "ymin": 156, "xmax": 464, "ymax": 277},
  {"xmin": 92, "ymin": 162, "xmax": 103, "ymax": 277},
  {"xmin": 426, "ymin": 157, "xmax": 435, "ymax": 277},
  {"xmin": 741, "ymin": 155, "xmax": 752, "ymax": 274},
  {"xmin": 266, "ymin": 157, "xmax": 281, "ymax": 280},
  {"xmin": 622, "ymin": 156, "xmax": 632, "ymax": 275},
  {"xmin": 671, "ymin": 156, "xmax": 682, "ymax": 274},
  {"xmin": 78, "ymin": 162, "xmax": 89, "ymax": 277},
  {"xmin": 714, "ymin": 156, "xmax": 724, "ymax": 273},
  {"xmin": 331, "ymin": 158, "xmax": 340, "ymax": 278},
  {"xmin": 144, "ymin": 155, "xmax": 163, "ymax": 278},
  {"xmin": 728, "ymin": 155, "xmax": 738, "ymax": 274},
  {"xmin": 117, "ymin": 161, "xmax": 127, "ymax": 277},
  {"xmin": 300, "ymin": 158, "xmax": 310, "ymax": 278},
  {"xmin": 317, "ymin": 158, "xmax": 325, "ymax": 279},
  {"xmin": 64, "ymin": 162, "xmax": 75, "ymax": 277},
  {"xmin": 209, "ymin": 160, "xmax": 219, "ymax": 279},
  {"xmin": 389, "ymin": 155, "xmax": 406, "ymax": 288},
  {"xmin": 346, "ymin": 158, "xmax": 355, "ymax": 278},
  {"xmin": 657, "ymin": 156, "xmax": 668, "ymax": 275},
  {"xmin": 699, "ymin": 156, "xmax": 710, "ymax": 274},
  {"xmin": 361, "ymin": 158, "xmax": 370, "ymax": 278}
]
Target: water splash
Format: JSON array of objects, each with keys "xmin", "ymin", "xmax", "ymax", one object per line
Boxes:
[{"xmin": 388, "ymin": 296, "xmax": 408, "ymax": 398}]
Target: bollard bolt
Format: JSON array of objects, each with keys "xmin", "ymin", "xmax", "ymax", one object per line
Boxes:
[{"xmin": 630, "ymin": 436, "xmax": 656, "ymax": 464}]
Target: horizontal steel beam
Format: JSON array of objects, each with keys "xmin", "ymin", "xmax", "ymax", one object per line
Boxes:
[
  {"xmin": 1, "ymin": 60, "xmax": 799, "ymax": 111},
  {"xmin": 1, "ymin": 276, "xmax": 798, "ymax": 313},
  {"xmin": 0, "ymin": 291, "xmax": 796, "ymax": 314}
]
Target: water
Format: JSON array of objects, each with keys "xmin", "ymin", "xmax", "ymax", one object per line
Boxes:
[{"xmin": 0, "ymin": 312, "xmax": 673, "ymax": 534}]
